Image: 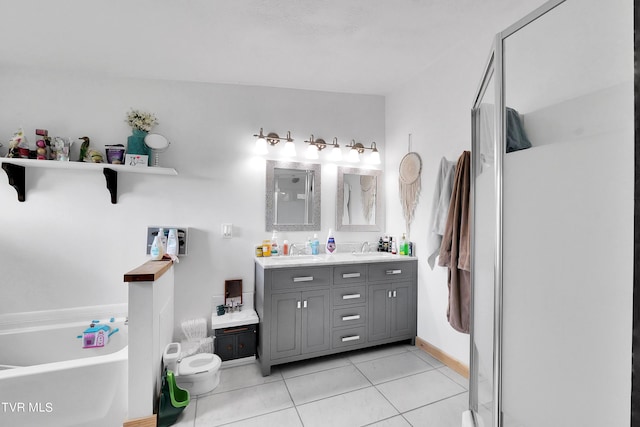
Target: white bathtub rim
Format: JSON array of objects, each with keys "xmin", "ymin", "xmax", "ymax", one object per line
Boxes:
[
  {"xmin": 0, "ymin": 344, "xmax": 128, "ymax": 380},
  {"xmin": 0, "ymin": 303, "xmax": 128, "ymax": 332}
]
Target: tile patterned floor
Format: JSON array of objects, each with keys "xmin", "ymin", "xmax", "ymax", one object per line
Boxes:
[{"xmin": 172, "ymin": 343, "xmax": 468, "ymax": 427}]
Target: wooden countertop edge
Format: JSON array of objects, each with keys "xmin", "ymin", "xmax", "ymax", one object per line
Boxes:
[{"xmin": 124, "ymin": 260, "xmax": 173, "ymax": 283}]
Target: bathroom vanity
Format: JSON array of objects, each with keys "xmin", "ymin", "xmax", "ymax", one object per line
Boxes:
[{"xmin": 255, "ymin": 253, "xmax": 417, "ymax": 376}]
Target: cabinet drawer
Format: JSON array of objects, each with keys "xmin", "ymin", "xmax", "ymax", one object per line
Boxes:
[
  {"xmin": 333, "ymin": 306, "xmax": 366, "ymax": 328},
  {"xmin": 368, "ymin": 262, "xmax": 414, "ymax": 282},
  {"xmin": 332, "ymin": 285, "xmax": 367, "ymax": 306},
  {"xmin": 333, "ymin": 265, "xmax": 367, "ymax": 285},
  {"xmin": 272, "ymin": 267, "xmax": 331, "ymax": 289},
  {"xmin": 332, "ymin": 326, "xmax": 366, "ymax": 349}
]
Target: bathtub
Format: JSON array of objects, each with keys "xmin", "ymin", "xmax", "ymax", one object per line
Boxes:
[{"xmin": 0, "ymin": 313, "xmax": 128, "ymax": 427}]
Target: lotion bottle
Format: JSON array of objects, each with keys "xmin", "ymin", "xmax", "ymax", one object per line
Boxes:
[
  {"xmin": 150, "ymin": 235, "xmax": 164, "ymax": 260},
  {"xmin": 326, "ymin": 229, "xmax": 336, "ymax": 254},
  {"xmin": 158, "ymin": 228, "xmax": 167, "ymax": 250},
  {"xmin": 166, "ymin": 228, "xmax": 178, "ymax": 256},
  {"xmin": 311, "ymin": 234, "xmax": 320, "ymax": 255}
]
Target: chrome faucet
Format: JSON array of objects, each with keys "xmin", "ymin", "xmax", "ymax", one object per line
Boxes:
[
  {"xmin": 360, "ymin": 241, "xmax": 370, "ymax": 253},
  {"xmin": 289, "ymin": 243, "xmax": 301, "ymax": 256}
]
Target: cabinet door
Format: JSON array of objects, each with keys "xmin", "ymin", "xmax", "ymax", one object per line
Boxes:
[
  {"xmin": 301, "ymin": 289, "xmax": 331, "ymax": 354},
  {"xmin": 237, "ymin": 330, "xmax": 257, "ymax": 358},
  {"xmin": 271, "ymin": 292, "xmax": 302, "ymax": 359},
  {"xmin": 368, "ymin": 283, "xmax": 391, "ymax": 342},
  {"xmin": 390, "ymin": 282, "xmax": 415, "ymax": 338},
  {"xmin": 215, "ymin": 334, "xmax": 236, "ymax": 361}
]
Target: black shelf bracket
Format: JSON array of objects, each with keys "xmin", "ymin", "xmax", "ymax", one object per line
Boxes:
[
  {"xmin": 103, "ymin": 168, "xmax": 118, "ymax": 204},
  {"xmin": 2, "ymin": 163, "xmax": 26, "ymax": 202}
]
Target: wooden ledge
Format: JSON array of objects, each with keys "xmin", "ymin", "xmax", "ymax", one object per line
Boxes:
[{"xmin": 124, "ymin": 260, "xmax": 173, "ymax": 282}]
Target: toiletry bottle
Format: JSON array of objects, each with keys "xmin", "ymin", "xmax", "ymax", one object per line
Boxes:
[
  {"xmin": 311, "ymin": 233, "xmax": 319, "ymax": 255},
  {"xmin": 283, "ymin": 240, "xmax": 289, "ymax": 256},
  {"xmin": 150, "ymin": 235, "xmax": 164, "ymax": 260},
  {"xmin": 378, "ymin": 237, "xmax": 383, "ymax": 252},
  {"xmin": 166, "ymin": 228, "xmax": 178, "ymax": 256},
  {"xmin": 158, "ymin": 228, "xmax": 167, "ymax": 251},
  {"xmin": 391, "ymin": 237, "xmax": 397, "ymax": 254},
  {"xmin": 262, "ymin": 239, "xmax": 271, "ymax": 257},
  {"xmin": 271, "ymin": 231, "xmax": 279, "ymax": 256},
  {"xmin": 305, "ymin": 237, "xmax": 312, "ymax": 255},
  {"xmin": 399, "ymin": 233, "xmax": 407, "ymax": 255},
  {"xmin": 326, "ymin": 229, "xmax": 336, "ymax": 254}
]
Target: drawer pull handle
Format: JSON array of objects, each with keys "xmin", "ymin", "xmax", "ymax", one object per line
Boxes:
[
  {"xmin": 293, "ymin": 276, "xmax": 314, "ymax": 282},
  {"xmin": 342, "ymin": 335, "xmax": 360, "ymax": 342},
  {"xmin": 222, "ymin": 327, "xmax": 249, "ymax": 334},
  {"xmin": 297, "ymin": 301, "xmax": 301, "ymax": 309},
  {"xmin": 393, "ymin": 290, "xmax": 397, "ymax": 298},
  {"xmin": 303, "ymin": 300, "xmax": 308, "ymax": 308},
  {"xmin": 386, "ymin": 269, "xmax": 402, "ymax": 275},
  {"xmin": 342, "ymin": 293, "xmax": 361, "ymax": 300},
  {"xmin": 388, "ymin": 291, "xmax": 392, "ymax": 298},
  {"xmin": 342, "ymin": 315, "xmax": 361, "ymax": 321},
  {"xmin": 342, "ymin": 272, "xmax": 361, "ymax": 279}
]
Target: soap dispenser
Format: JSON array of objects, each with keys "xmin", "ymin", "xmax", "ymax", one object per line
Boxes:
[{"xmin": 326, "ymin": 229, "xmax": 336, "ymax": 254}]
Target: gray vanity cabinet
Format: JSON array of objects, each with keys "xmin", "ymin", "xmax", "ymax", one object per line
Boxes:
[
  {"xmin": 367, "ymin": 262, "xmax": 416, "ymax": 343},
  {"xmin": 270, "ymin": 290, "xmax": 330, "ymax": 360},
  {"xmin": 256, "ymin": 258, "xmax": 416, "ymax": 376},
  {"xmin": 368, "ymin": 282, "xmax": 415, "ymax": 342}
]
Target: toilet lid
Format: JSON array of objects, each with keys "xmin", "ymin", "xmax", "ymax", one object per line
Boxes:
[{"xmin": 180, "ymin": 353, "xmax": 221, "ymax": 376}]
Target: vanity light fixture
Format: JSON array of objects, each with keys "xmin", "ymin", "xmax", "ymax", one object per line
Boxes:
[
  {"xmin": 369, "ymin": 142, "xmax": 381, "ymax": 165},
  {"xmin": 329, "ymin": 137, "xmax": 343, "ymax": 161},
  {"xmin": 304, "ymin": 135, "xmax": 327, "ymax": 160},
  {"xmin": 347, "ymin": 140, "xmax": 364, "ymax": 163},
  {"xmin": 346, "ymin": 140, "xmax": 381, "ymax": 164},
  {"xmin": 253, "ymin": 128, "xmax": 294, "ymax": 155}
]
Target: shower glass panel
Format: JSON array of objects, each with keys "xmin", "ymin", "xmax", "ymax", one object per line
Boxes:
[
  {"xmin": 470, "ymin": 53, "xmax": 496, "ymax": 427},
  {"xmin": 501, "ymin": 0, "xmax": 633, "ymax": 425}
]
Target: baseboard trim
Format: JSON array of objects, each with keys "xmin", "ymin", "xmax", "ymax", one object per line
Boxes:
[
  {"xmin": 415, "ymin": 336, "xmax": 469, "ymax": 379},
  {"xmin": 123, "ymin": 415, "xmax": 156, "ymax": 427}
]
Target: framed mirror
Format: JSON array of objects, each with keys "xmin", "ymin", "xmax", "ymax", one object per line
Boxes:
[
  {"xmin": 336, "ymin": 167, "xmax": 383, "ymax": 232},
  {"xmin": 266, "ymin": 160, "xmax": 321, "ymax": 232}
]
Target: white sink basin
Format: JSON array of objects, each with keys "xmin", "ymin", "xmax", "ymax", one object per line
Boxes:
[{"xmin": 211, "ymin": 309, "xmax": 259, "ymax": 329}]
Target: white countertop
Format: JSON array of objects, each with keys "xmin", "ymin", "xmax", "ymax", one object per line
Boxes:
[
  {"xmin": 211, "ymin": 309, "xmax": 259, "ymax": 329},
  {"xmin": 255, "ymin": 252, "xmax": 417, "ymax": 269}
]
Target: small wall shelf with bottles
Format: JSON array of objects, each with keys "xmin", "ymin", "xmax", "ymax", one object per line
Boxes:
[{"xmin": 0, "ymin": 158, "xmax": 178, "ymax": 204}]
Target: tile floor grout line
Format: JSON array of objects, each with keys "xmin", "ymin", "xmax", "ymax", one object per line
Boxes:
[{"xmin": 281, "ymin": 375, "xmax": 307, "ymax": 426}]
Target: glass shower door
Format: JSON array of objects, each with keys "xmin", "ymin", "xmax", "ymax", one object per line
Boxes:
[{"xmin": 470, "ymin": 52, "xmax": 497, "ymax": 427}]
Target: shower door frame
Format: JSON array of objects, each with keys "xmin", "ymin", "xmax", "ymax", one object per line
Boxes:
[{"xmin": 469, "ymin": 1, "xmax": 567, "ymax": 426}]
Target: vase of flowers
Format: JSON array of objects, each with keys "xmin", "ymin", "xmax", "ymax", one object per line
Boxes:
[{"xmin": 126, "ymin": 109, "xmax": 158, "ymax": 165}]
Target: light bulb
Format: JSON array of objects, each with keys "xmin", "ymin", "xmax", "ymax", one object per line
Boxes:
[
  {"xmin": 330, "ymin": 145, "xmax": 342, "ymax": 161},
  {"xmin": 347, "ymin": 147, "xmax": 360, "ymax": 163},
  {"xmin": 255, "ymin": 137, "xmax": 268, "ymax": 155},
  {"xmin": 369, "ymin": 149, "xmax": 381, "ymax": 165},
  {"xmin": 306, "ymin": 144, "xmax": 319, "ymax": 159},
  {"xmin": 283, "ymin": 140, "xmax": 296, "ymax": 157}
]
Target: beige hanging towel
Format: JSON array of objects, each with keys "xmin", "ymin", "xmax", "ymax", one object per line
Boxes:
[
  {"xmin": 438, "ymin": 151, "xmax": 471, "ymax": 334},
  {"xmin": 399, "ymin": 152, "xmax": 422, "ymax": 232}
]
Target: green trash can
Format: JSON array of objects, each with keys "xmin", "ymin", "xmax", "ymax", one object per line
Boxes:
[{"xmin": 158, "ymin": 369, "xmax": 190, "ymax": 427}]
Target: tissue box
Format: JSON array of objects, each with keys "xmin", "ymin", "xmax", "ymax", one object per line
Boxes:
[{"xmin": 82, "ymin": 324, "xmax": 110, "ymax": 348}]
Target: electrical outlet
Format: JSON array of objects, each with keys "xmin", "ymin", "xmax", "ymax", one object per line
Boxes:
[
  {"xmin": 222, "ymin": 223, "xmax": 233, "ymax": 239},
  {"xmin": 146, "ymin": 226, "xmax": 189, "ymax": 255}
]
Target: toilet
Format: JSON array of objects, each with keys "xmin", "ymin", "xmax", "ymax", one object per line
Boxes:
[{"xmin": 163, "ymin": 342, "xmax": 222, "ymax": 396}]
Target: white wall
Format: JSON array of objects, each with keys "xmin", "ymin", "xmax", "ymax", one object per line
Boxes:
[
  {"xmin": 384, "ymin": 0, "xmax": 549, "ymax": 365},
  {"xmin": 0, "ymin": 66, "xmax": 384, "ymax": 338}
]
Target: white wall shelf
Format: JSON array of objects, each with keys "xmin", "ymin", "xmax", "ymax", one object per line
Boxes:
[{"xmin": 0, "ymin": 158, "xmax": 178, "ymax": 204}]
